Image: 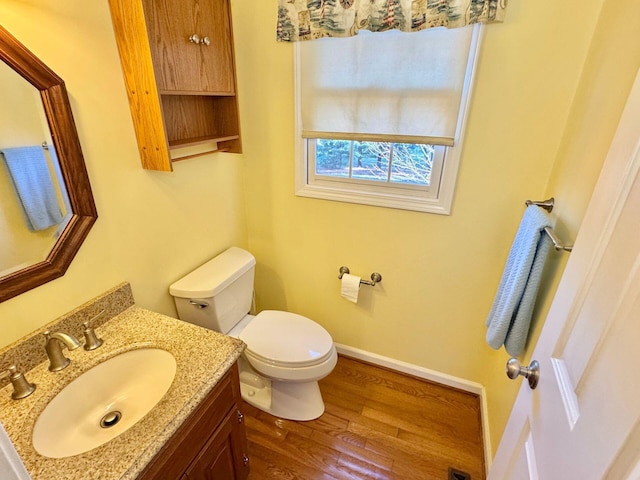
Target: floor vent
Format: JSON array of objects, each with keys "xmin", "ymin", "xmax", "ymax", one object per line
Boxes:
[{"xmin": 448, "ymin": 467, "xmax": 471, "ymax": 480}]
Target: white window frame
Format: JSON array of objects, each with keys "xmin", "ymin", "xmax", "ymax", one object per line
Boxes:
[{"xmin": 294, "ymin": 24, "xmax": 483, "ymax": 215}]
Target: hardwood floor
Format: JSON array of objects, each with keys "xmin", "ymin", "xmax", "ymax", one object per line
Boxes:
[{"xmin": 244, "ymin": 356, "xmax": 485, "ymax": 480}]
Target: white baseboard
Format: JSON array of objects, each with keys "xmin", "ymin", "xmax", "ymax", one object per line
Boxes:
[{"xmin": 334, "ymin": 343, "xmax": 492, "ymax": 472}]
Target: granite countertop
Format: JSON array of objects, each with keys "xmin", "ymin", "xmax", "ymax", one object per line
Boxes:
[{"xmin": 0, "ymin": 305, "xmax": 245, "ymax": 479}]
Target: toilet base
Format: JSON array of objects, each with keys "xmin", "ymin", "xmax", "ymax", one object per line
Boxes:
[
  {"xmin": 269, "ymin": 380, "xmax": 325, "ymax": 421},
  {"xmin": 239, "ymin": 369, "xmax": 272, "ymax": 412},
  {"xmin": 238, "ymin": 359, "xmax": 325, "ymax": 421}
]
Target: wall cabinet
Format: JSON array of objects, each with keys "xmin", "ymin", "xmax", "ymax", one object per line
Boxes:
[
  {"xmin": 108, "ymin": 0, "xmax": 241, "ymax": 171},
  {"xmin": 137, "ymin": 363, "xmax": 250, "ymax": 480}
]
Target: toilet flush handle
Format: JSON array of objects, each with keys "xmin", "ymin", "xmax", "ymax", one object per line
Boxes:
[{"xmin": 189, "ymin": 300, "xmax": 209, "ymax": 309}]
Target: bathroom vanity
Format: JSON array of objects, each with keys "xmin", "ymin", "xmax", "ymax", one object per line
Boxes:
[
  {"xmin": 137, "ymin": 363, "xmax": 249, "ymax": 479},
  {"xmin": 0, "ymin": 283, "xmax": 249, "ymax": 479}
]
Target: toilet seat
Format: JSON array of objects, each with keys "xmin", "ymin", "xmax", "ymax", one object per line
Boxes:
[{"xmin": 239, "ymin": 310, "xmax": 334, "ymax": 368}]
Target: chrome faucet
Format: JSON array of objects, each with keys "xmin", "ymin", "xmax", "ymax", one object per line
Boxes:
[{"xmin": 44, "ymin": 330, "xmax": 82, "ymax": 371}]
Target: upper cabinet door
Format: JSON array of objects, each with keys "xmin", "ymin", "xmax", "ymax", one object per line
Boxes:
[{"xmin": 143, "ymin": 0, "xmax": 235, "ymax": 94}]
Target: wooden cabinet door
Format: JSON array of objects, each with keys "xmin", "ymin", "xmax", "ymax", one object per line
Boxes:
[
  {"xmin": 135, "ymin": 365, "xmax": 246, "ymax": 479},
  {"xmin": 143, "ymin": 0, "xmax": 235, "ymax": 94},
  {"xmin": 184, "ymin": 409, "xmax": 249, "ymax": 480}
]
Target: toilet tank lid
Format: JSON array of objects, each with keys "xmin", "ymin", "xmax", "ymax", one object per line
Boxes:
[{"xmin": 169, "ymin": 247, "xmax": 256, "ymax": 299}]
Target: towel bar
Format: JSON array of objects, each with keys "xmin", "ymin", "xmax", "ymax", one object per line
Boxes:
[
  {"xmin": 338, "ymin": 266, "xmax": 382, "ymax": 286},
  {"xmin": 525, "ymin": 198, "xmax": 573, "ymax": 252},
  {"xmin": 525, "ymin": 197, "xmax": 554, "ymax": 213},
  {"xmin": 543, "ymin": 226, "xmax": 573, "ymax": 252}
]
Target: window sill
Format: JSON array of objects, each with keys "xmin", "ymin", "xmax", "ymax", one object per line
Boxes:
[{"xmin": 295, "ymin": 183, "xmax": 452, "ymax": 214}]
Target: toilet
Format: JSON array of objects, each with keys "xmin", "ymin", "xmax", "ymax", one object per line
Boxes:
[{"xmin": 169, "ymin": 247, "xmax": 337, "ymax": 421}]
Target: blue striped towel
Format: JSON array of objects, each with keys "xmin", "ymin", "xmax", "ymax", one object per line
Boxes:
[
  {"xmin": 485, "ymin": 205, "xmax": 555, "ymax": 356},
  {"xmin": 1, "ymin": 146, "xmax": 63, "ymax": 231}
]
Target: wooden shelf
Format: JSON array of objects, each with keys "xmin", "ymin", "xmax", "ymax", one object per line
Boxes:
[
  {"xmin": 108, "ymin": 0, "xmax": 242, "ymax": 172},
  {"xmin": 159, "ymin": 90, "xmax": 236, "ymax": 97},
  {"xmin": 169, "ymin": 135, "xmax": 240, "ymax": 149}
]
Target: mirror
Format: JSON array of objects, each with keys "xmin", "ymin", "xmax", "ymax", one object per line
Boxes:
[
  {"xmin": 0, "ymin": 25, "xmax": 97, "ymax": 303},
  {"xmin": 0, "ymin": 60, "xmax": 72, "ymax": 277}
]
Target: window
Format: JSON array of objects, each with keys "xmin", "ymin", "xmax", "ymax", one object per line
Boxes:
[
  {"xmin": 294, "ymin": 25, "xmax": 481, "ymax": 214},
  {"xmin": 310, "ymin": 139, "xmax": 445, "ymax": 198}
]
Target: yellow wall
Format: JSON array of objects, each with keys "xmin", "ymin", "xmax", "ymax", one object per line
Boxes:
[
  {"xmin": 233, "ymin": 0, "xmax": 622, "ymax": 453},
  {"xmin": 0, "ymin": 0, "xmax": 638, "ymax": 461},
  {"xmin": 0, "ymin": 1, "xmax": 248, "ymax": 344}
]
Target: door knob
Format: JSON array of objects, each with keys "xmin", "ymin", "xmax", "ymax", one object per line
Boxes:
[
  {"xmin": 188, "ymin": 34, "xmax": 201, "ymax": 44},
  {"xmin": 506, "ymin": 358, "xmax": 540, "ymax": 389}
]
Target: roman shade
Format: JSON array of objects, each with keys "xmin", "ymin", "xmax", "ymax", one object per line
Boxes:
[{"xmin": 297, "ymin": 27, "xmax": 476, "ymax": 145}]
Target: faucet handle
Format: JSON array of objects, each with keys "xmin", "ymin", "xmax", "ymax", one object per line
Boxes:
[
  {"xmin": 82, "ymin": 310, "xmax": 105, "ymax": 351},
  {"xmin": 82, "ymin": 321, "xmax": 103, "ymax": 351},
  {"xmin": 1, "ymin": 365, "xmax": 36, "ymax": 400}
]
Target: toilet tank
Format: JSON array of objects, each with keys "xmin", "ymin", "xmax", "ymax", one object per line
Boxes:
[{"xmin": 169, "ymin": 247, "xmax": 256, "ymax": 334}]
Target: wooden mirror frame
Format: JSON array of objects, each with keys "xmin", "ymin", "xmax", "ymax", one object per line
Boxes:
[{"xmin": 0, "ymin": 25, "xmax": 97, "ymax": 303}]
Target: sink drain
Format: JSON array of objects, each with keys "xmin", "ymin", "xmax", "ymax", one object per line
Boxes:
[{"xmin": 100, "ymin": 411, "xmax": 122, "ymax": 428}]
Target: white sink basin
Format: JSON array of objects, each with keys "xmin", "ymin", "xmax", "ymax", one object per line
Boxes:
[{"xmin": 32, "ymin": 348, "xmax": 176, "ymax": 458}]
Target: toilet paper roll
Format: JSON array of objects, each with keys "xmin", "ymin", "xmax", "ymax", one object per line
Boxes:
[{"xmin": 341, "ymin": 273, "xmax": 361, "ymax": 303}]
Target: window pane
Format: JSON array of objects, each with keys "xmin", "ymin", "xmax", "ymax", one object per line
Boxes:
[
  {"xmin": 352, "ymin": 141, "xmax": 390, "ymax": 182},
  {"xmin": 315, "ymin": 139, "xmax": 351, "ymax": 177},
  {"xmin": 390, "ymin": 143, "xmax": 433, "ymax": 186}
]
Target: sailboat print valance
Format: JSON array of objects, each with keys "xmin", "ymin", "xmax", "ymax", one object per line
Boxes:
[{"xmin": 277, "ymin": 0, "xmax": 507, "ymax": 42}]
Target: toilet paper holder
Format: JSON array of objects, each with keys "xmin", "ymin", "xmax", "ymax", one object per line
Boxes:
[{"xmin": 338, "ymin": 266, "xmax": 382, "ymax": 286}]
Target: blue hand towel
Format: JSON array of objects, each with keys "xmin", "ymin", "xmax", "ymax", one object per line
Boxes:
[
  {"xmin": 1, "ymin": 146, "xmax": 63, "ymax": 231},
  {"xmin": 485, "ymin": 205, "xmax": 555, "ymax": 356}
]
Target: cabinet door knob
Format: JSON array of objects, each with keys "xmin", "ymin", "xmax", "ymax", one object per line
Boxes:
[
  {"xmin": 188, "ymin": 34, "xmax": 201, "ymax": 44},
  {"xmin": 200, "ymin": 36, "xmax": 211, "ymax": 46},
  {"xmin": 237, "ymin": 411, "xmax": 244, "ymax": 424},
  {"xmin": 243, "ymin": 455, "xmax": 249, "ymax": 467}
]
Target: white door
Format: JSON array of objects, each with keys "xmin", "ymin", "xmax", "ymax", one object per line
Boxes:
[{"xmin": 489, "ymin": 69, "xmax": 640, "ymax": 480}]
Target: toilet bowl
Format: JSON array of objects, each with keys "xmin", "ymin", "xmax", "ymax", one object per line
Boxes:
[
  {"xmin": 169, "ymin": 247, "xmax": 337, "ymax": 421},
  {"xmin": 230, "ymin": 310, "xmax": 337, "ymax": 420}
]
